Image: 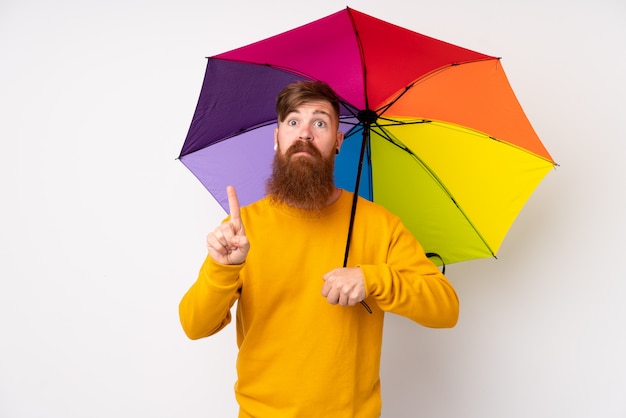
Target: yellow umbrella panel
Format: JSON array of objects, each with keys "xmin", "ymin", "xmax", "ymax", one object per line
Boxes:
[{"xmin": 370, "ymin": 121, "xmax": 554, "ymax": 264}]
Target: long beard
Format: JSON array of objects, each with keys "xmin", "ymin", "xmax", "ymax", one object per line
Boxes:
[{"xmin": 266, "ymin": 141, "xmax": 336, "ymax": 212}]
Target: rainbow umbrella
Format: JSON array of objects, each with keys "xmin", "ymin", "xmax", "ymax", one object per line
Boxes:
[{"xmin": 179, "ymin": 7, "xmax": 556, "ymax": 265}]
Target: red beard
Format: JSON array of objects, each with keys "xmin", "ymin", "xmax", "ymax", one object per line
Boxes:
[{"xmin": 266, "ymin": 141, "xmax": 336, "ymax": 212}]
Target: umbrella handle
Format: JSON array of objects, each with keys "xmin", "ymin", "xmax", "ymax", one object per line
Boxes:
[{"xmin": 425, "ymin": 252, "xmax": 446, "ymax": 275}]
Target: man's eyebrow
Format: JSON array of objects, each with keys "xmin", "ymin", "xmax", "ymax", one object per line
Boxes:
[
  {"xmin": 312, "ymin": 109, "xmax": 331, "ymax": 117},
  {"xmin": 286, "ymin": 109, "xmax": 331, "ymax": 117}
]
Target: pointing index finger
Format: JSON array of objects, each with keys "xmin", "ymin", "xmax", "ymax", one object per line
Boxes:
[{"xmin": 226, "ymin": 185, "xmax": 241, "ymax": 223}]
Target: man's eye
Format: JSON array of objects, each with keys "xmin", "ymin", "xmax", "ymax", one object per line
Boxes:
[
  {"xmin": 314, "ymin": 121, "xmax": 326, "ymax": 128},
  {"xmin": 288, "ymin": 120, "xmax": 297, "ymax": 126}
]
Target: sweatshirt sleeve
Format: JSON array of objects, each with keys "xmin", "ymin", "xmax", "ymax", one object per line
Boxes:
[
  {"xmin": 360, "ymin": 221, "xmax": 460, "ymax": 328},
  {"xmin": 179, "ymin": 254, "xmax": 243, "ymax": 340}
]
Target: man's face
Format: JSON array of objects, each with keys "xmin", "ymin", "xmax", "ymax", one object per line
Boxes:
[
  {"xmin": 273, "ymin": 100, "xmax": 343, "ymax": 158},
  {"xmin": 267, "ymin": 100, "xmax": 344, "ymax": 211}
]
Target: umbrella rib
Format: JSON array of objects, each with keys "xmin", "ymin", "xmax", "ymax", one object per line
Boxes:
[
  {"xmin": 200, "ymin": 119, "xmax": 279, "ymax": 152},
  {"xmin": 370, "ymin": 122, "xmax": 497, "ymax": 258},
  {"xmin": 377, "ymin": 117, "xmax": 557, "ymax": 164},
  {"xmin": 214, "ymin": 58, "xmax": 321, "ymax": 81},
  {"xmin": 376, "ymin": 59, "xmax": 498, "ymax": 118}
]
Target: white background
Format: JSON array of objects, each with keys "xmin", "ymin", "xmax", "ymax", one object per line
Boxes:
[{"xmin": 1, "ymin": 0, "xmax": 625, "ymax": 417}]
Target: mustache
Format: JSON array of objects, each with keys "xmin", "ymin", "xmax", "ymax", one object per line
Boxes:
[{"xmin": 285, "ymin": 141, "xmax": 322, "ymax": 158}]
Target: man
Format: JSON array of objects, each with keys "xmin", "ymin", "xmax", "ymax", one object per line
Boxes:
[{"xmin": 179, "ymin": 81, "xmax": 459, "ymax": 417}]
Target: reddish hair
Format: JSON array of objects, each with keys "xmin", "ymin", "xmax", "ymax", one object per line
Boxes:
[{"xmin": 276, "ymin": 81, "xmax": 340, "ymax": 123}]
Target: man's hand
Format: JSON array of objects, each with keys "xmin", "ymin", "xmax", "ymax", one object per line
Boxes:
[
  {"xmin": 321, "ymin": 267, "xmax": 366, "ymax": 307},
  {"xmin": 206, "ymin": 186, "xmax": 250, "ymax": 265}
]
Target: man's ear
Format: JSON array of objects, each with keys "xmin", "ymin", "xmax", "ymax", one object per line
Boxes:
[
  {"xmin": 274, "ymin": 128, "xmax": 279, "ymax": 151},
  {"xmin": 335, "ymin": 131, "xmax": 344, "ymax": 154}
]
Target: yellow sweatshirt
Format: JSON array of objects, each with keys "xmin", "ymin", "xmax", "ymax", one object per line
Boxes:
[{"xmin": 179, "ymin": 190, "xmax": 459, "ymax": 418}]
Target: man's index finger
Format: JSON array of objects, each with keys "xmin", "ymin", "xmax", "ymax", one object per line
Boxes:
[{"xmin": 226, "ymin": 185, "xmax": 241, "ymax": 221}]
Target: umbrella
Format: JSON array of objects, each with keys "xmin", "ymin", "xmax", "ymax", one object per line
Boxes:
[{"xmin": 179, "ymin": 7, "xmax": 556, "ymax": 266}]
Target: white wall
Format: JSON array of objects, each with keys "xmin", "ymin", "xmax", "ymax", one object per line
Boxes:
[{"xmin": 1, "ymin": 0, "xmax": 624, "ymax": 417}]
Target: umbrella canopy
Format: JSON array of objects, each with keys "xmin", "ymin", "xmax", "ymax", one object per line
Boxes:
[{"xmin": 179, "ymin": 7, "xmax": 556, "ymax": 265}]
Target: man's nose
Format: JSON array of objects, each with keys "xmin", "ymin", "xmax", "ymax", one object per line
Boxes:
[{"xmin": 298, "ymin": 126, "xmax": 312, "ymax": 140}]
